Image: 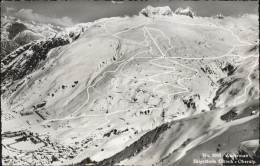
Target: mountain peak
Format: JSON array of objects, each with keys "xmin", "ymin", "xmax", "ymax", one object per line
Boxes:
[
  {"xmin": 175, "ymin": 7, "xmax": 195, "ymax": 18},
  {"xmin": 140, "ymin": 6, "xmax": 174, "ymax": 17}
]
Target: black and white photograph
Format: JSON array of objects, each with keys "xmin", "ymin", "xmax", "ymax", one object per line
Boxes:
[{"xmin": 1, "ymin": 0, "xmax": 259, "ymax": 165}]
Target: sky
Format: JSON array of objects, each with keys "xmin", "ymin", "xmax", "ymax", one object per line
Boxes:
[{"xmin": 1, "ymin": 0, "xmax": 259, "ymax": 27}]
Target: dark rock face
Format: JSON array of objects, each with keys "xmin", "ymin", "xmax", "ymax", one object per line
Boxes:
[
  {"xmin": 75, "ymin": 157, "xmax": 97, "ymax": 166},
  {"xmin": 222, "ymin": 63, "xmax": 236, "ymax": 76},
  {"xmin": 1, "ymin": 40, "xmax": 20, "ymax": 59},
  {"xmin": 77, "ymin": 123, "xmax": 170, "ymax": 166},
  {"xmin": 1, "ymin": 37, "xmax": 70, "ymax": 93},
  {"xmin": 7, "ymin": 22, "xmax": 28, "ymax": 39},
  {"xmin": 210, "ymin": 78, "xmax": 240, "ymax": 110},
  {"xmin": 175, "ymin": 7, "xmax": 195, "ymax": 18},
  {"xmin": 183, "ymin": 98, "xmax": 196, "ymax": 109},
  {"xmin": 103, "ymin": 128, "xmax": 129, "ymax": 138},
  {"xmin": 140, "ymin": 6, "xmax": 174, "ymax": 17},
  {"xmin": 1, "ymin": 23, "xmax": 90, "ymax": 94},
  {"xmin": 220, "ymin": 108, "xmax": 238, "ymax": 122},
  {"xmin": 13, "ymin": 30, "xmax": 44, "ymax": 46}
]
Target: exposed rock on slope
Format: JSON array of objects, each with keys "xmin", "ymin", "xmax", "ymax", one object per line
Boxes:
[
  {"xmin": 78, "ymin": 100, "xmax": 258, "ymax": 166},
  {"xmin": 140, "ymin": 5, "xmax": 174, "ymax": 17},
  {"xmin": 1, "ymin": 37, "xmax": 69, "ymax": 94},
  {"xmin": 93, "ymin": 123, "xmax": 170, "ymax": 166},
  {"xmin": 1, "ymin": 6, "xmax": 259, "ymax": 166},
  {"xmin": 175, "ymin": 7, "xmax": 195, "ymax": 18},
  {"xmin": 6, "ymin": 21, "xmax": 28, "ymax": 39},
  {"xmin": 1, "ymin": 16, "xmax": 63, "ymax": 58},
  {"xmin": 1, "ymin": 22, "xmax": 92, "ymax": 94},
  {"xmin": 13, "ymin": 30, "xmax": 44, "ymax": 45},
  {"xmin": 1, "ymin": 40, "xmax": 20, "ymax": 59}
]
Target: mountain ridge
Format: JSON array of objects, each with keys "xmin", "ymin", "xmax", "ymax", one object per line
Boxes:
[{"xmin": 1, "ymin": 6, "xmax": 259, "ymax": 165}]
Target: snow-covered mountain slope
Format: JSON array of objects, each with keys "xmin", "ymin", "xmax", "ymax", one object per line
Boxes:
[
  {"xmin": 96, "ymin": 100, "xmax": 258, "ymax": 166},
  {"xmin": 102, "ymin": 100, "xmax": 259, "ymax": 166},
  {"xmin": 1, "ymin": 21, "xmax": 94, "ymax": 95},
  {"xmin": 1, "ymin": 6, "xmax": 259, "ymax": 165},
  {"xmin": 13, "ymin": 30, "xmax": 44, "ymax": 45},
  {"xmin": 1, "ymin": 16, "xmax": 63, "ymax": 58},
  {"xmin": 1, "ymin": 16, "xmax": 63, "ymax": 40}
]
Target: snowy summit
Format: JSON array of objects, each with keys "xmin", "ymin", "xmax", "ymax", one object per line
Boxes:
[
  {"xmin": 175, "ymin": 7, "xmax": 195, "ymax": 18},
  {"xmin": 140, "ymin": 6, "xmax": 174, "ymax": 17}
]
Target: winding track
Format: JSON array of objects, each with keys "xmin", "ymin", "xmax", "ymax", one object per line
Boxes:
[
  {"xmin": 3, "ymin": 16, "xmax": 258, "ymax": 161},
  {"xmin": 41, "ymin": 16, "xmax": 258, "ymax": 140}
]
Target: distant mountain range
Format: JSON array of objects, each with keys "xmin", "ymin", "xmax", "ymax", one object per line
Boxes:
[{"xmin": 1, "ymin": 16, "xmax": 63, "ymax": 59}]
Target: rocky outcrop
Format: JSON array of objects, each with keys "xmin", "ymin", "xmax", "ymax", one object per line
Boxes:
[
  {"xmin": 1, "ymin": 37, "xmax": 69, "ymax": 93},
  {"xmin": 13, "ymin": 30, "xmax": 44, "ymax": 45},
  {"xmin": 210, "ymin": 78, "xmax": 240, "ymax": 109},
  {"xmin": 1, "ymin": 40, "xmax": 20, "ymax": 59},
  {"xmin": 77, "ymin": 123, "xmax": 171, "ymax": 166},
  {"xmin": 6, "ymin": 22, "xmax": 28, "ymax": 39},
  {"xmin": 175, "ymin": 7, "xmax": 195, "ymax": 18},
  {"xmin": 1, "ymin": 15, "xmax": 64, "ymax": 59},
  {"xmin": 140, "ymin": 6, "xmax": 174, "ymax": 17},
  {"xmin": 1, "ymin": 23, "xmax": 92, "ymax": 94}
]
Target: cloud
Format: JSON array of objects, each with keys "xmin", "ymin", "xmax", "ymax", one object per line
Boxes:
[
  {"xmin": 5, "ymin": 7, "xmax": 75, "ymax": 27},
  {"xmin": 6, "ymin": 7, "xmax": 16, "ymax": 13}
]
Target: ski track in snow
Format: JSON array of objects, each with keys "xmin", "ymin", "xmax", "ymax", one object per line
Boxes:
[{"xmin": 15, "ymin": 17, "xmax": 257, "ymax": 148}]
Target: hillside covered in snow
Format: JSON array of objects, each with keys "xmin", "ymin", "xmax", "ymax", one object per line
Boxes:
[
  {"xmin": 1, "ymin": 6, "xmax": 259, "ymax": 166},
  {"xmin": 1, "ymin": 16, "xmax": 64, "ymax": 58}
]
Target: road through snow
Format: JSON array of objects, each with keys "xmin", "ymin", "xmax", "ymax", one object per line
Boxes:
[{"xmin": 38, "ymin": 17, "xmax": 258, "ymax": 142}]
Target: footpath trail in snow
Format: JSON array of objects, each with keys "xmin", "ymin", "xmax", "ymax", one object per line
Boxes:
[{"xmin": 40, "ymin": 17, "xmax": 258, "ymax": 141}]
